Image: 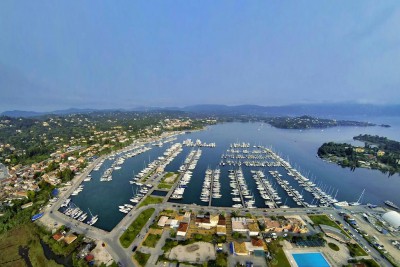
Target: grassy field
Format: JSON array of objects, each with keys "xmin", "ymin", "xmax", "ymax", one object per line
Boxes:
[
  {"xmin": 271, "ymin": 245, "xmax": 290, "ymax": 267},
  {"xmin": 0, "ymin": 224, "xmax": 61, "ymax": 267},
  {"xmin": 143, "ymin": 234, "xmax": 161, "ymax": 248},
  {"xmin": 120, "ymin": 208, "xmax": 155, "ymax": 248},
  {"xmin": 161, "ymin": 210, "xmax": 174, "ymax": 214},
  {"xmin": 134, "ymin": 251, "xmax": 151, "ymax": 267},
  {"xmin": 157, "ymin": 183, "xmax": 172, "ymax": 189},
  {"xmin": 308, "ymin": 215, "xmax": 349, "ymax": 236},
  {"xmin": 138, "ymin": 196, "xmax": 163, "ymax": 208},
  {"xmin": 308, "ymin": 215, "xmax": 340, "ymax": 229},
  {"xmin": 157, "ymin": 172, "xmax": 178, "ymax": 190},
  {"xmin": 164, "ymin": 172, "xmax": 175, "ymax": 178},
  {"xmin": 347, "ymin": 243, "xmax": 368, "ymax": 257},
  {"xmin": 328, "ymin": 242, "xmax": 340, "ymax": 251}
]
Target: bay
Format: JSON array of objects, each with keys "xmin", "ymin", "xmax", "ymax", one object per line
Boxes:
[{"xmin": 70, "ymin": 118, "xmax": 400, "ymax": 231}]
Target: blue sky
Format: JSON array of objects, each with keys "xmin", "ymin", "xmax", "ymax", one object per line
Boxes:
[{"xmin": 1, "ymin": 1, "xmax": 400, "ymax": 111}]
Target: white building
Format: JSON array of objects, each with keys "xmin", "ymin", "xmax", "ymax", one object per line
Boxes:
[{"xmin": 382, "ymin": 211, "xmax": 400, "ymax": 229}]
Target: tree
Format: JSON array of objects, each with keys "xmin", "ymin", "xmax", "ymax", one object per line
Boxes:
[{"xmin": 27, "ymin": 190, "xmax": 35, "ymax": 201}]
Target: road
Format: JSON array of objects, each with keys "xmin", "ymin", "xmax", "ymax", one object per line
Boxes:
[
  {"xmin": 328, "ymin": 208, "xmax": 393, "ymax": 267},
  {"xmin": 40, "ymin": 142, "xmax": 393, "ymax": 267},
  {"xmin": 46, "ymin": 192, "xmax": 393, "ymax": 267}
]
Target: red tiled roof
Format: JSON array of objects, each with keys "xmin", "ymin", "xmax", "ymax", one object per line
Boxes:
[
  {"xmin": 85, "ymin": 254, "xmax": 94, "ymax": 261},
  {"xmin": 196, "ymin": 217, "xmax": 210, "ymax": 224},
  {"xmin": 251, "ymin": 238, "xmax": 263, "ymax": 247},
  {"xmin": 218, "ymin": 215, "xmax": 226, "ymax": 225},
  {"xmin": 178, "ymin": 222, "xmax": 189, "ymax": 232},
  {"xmin": 52, "ymin": 232, "xmax": 64, "ymax": 241}
]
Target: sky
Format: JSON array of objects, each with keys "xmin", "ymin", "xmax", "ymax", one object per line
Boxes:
[{"xmin": 1, "ymin": 1, "xmax": 400, "ymax": 112}]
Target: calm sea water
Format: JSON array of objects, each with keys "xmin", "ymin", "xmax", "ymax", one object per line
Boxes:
[{"xmin": 70, "ymin": 117, "xmax": 400, "ymax": 231}]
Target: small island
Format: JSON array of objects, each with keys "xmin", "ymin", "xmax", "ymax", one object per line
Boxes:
[
  {"xmin": 318, "ymin": 134, "xmax": 400, "ymax": 175},
  {"xmin": 266, "ymin": 115, "xmax": 380, "ymax": 129}
]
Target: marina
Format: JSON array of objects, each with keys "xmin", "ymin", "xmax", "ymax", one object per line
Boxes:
[
  {"xmin": 60, "ymin": 199, "xmax": 98, "ymax": 226},
  {"xmin": 170, "ymin": 148, "xmax": 202, "ymax": 200},
  {"xmin": 63, "ymin": 122, "xmax": 400, "ymax": 231},
  {"xmin": 251, "ymin": 170, "xmax": 279, "ymax": 209}
]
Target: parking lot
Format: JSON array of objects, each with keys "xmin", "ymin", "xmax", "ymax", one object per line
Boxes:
[{"xmin": 350, "ymin": 211, "xmax": 400, "ymax": 265}]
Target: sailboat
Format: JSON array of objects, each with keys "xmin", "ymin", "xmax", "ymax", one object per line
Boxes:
[
  {"xmin": 129, "ymin": 170, "xmax": 137, "ymax": 184},
  {"xmin": 280, "ymin": 198, "xmax": 289, "ymax": 208},
  {"xmin": 86, "ymin": 208, "xmax": 98, "ymax": 226},
  {"xmin": 349, "ymin": 189, "xmax": 365, "ymax": 206}
]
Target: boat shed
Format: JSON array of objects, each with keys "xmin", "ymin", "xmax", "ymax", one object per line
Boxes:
[{"xmin": 382, "ymin": 211, "xmax": 400, "ymax": 229}]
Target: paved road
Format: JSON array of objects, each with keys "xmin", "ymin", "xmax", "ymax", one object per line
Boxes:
[
  {"xmin": 45, "ymin": 196, "xmax": 331, "ymax": 266},
  {"xmin": 328, "ymin": 208, "xmax": 392, "ymax": 267},
  {"xmin": 46, "ymin": 195, "xmax": 393, "ymax": 267},
  {"xmin": 40, "ymin": 142, "xmax": 392, "ymax": 267},
  {"xmin": 140, "ymin": 230, "xmax": 170, "ymax": 265}
]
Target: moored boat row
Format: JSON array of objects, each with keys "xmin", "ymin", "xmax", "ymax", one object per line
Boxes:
[
  {"xmin": 170, "ymin": 149, "xmax": 202, "ymax": 200},
  {"xmin": 61, "ymin": 202, "xmax": 98, "ymax": 226}
]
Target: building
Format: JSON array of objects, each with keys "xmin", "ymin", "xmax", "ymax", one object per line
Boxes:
[
  {"xmin": 382, "ymin": 211, "xmax": 400, "ymax": 229},
  {"xmin": 14, "ymin": 191, "xmax": 28, "ymax": 199},
  {"xmin": 195, "ymin": 215, "xmax": 211, "ymax": 228},
  {"xmin": 177, "ymin": 222, "xmax": 189, "ymax": 237},
  {"xmin": 354, "ymin": 147, "xmax": 365, "ymax": 153},
  {"xmin": 85, "ymin": 254, "xmax": 94, "ymax": 263},
  {"xmin": 195, "ymin": 214, "xmax": 219, "ymax": 229},
  {"xmin": 247, "ymin": 221, "xmax": 260, "ymax": 236},
  {"xmin": 263, "ymin": 217, "xmax": 281, "ymax": 232},
  {"xmin": 217, "ymin": 215, "xmax": 227, "ymax": 235},
  {"xmin": 21, "ymin": 202, "xmax": 33, "ymax": 209},
  {"xmin": 262, "ymin": 216, "xmax": 308, "ymax": 234},
  {"xmin": 232, "ymin": 217, "xmax": 259, "ymax": 236},
  {"xmin": 245, "ymin": 238, "xmax": 265, "ymax": 253},
  {"xmin": 64, "ymin": 233, "xmax": 78, "ymax": 245},
  {"xmin": 217, "ymin": 225, "xmax": 227, "ymax": 236},
  {"xmin": 158, "ymin": 216, "xmax": 169, "ymax": 227},
  {"xmin": 52, "ymin": 232, "xmax": 64, "ymax": 242},
  {"xmin": 377, "ymin": 150, "xmax": 385, "ymax": 157},
  {"xmin": 231, "ymin": 241, "xmax": 249, "ymax": 256},
  {"xmin": 167, "ymin": 219, "xmax": 180, "ymax": 228},
  {"xmin": 232, "ymin": 217, "xmax": 249, "ymax": 233}
]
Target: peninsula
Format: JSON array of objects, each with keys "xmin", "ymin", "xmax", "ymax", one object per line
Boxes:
[
  {"xmin": 318, "ymin": 134, "xmax": 400, "ymax": 175},
  {"xmin": 265, "ymin": 116, "xmax": 378, "ymax": 129}
]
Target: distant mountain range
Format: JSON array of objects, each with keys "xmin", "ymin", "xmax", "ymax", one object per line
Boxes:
[
  {"xmin": 2, "ymin": 103, "xmax": 400, "ymax": 118},
  {"xmin": 1, "ymin": 108, "xmax": 113, "ymax": 118},
  {"xmin": 179, "ymin": 103, "xmax": 400, "ymax": 117}
]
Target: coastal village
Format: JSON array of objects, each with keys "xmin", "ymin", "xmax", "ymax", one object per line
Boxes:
[
  {"xmin": 0, "ymin": 115, "xmax": 400, "ymax": 267},
  {"xmin": 0, "ymin": 117, "xmax": 209, "ymax": 202},
  {"xmin": 3, "ymin": 0, "xmax": 400, "ymax": 266}
]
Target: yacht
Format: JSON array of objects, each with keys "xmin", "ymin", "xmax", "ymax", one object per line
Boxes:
[
  {"xmin": 87, "ymin": 215, "xmax": 98, "ymax": 225},
  {"xmin": 384, "ymin": 200, "xmax": 399, "ymax": 210},
  {"xmin": 170, "ymin": 194, "xmax": 183, "ymax": 200},
  {"xmin": 61, "ymin": 198, "xmax": 71, "ymax": 208},
  {"xmin": 87, "ymin": 209, "xmax": 98, "ymax": 225}
]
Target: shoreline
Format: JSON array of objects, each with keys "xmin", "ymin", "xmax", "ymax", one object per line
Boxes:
[{"xmin": 318, "ymin": 154, "xmax": 400, "ymax": 176}]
